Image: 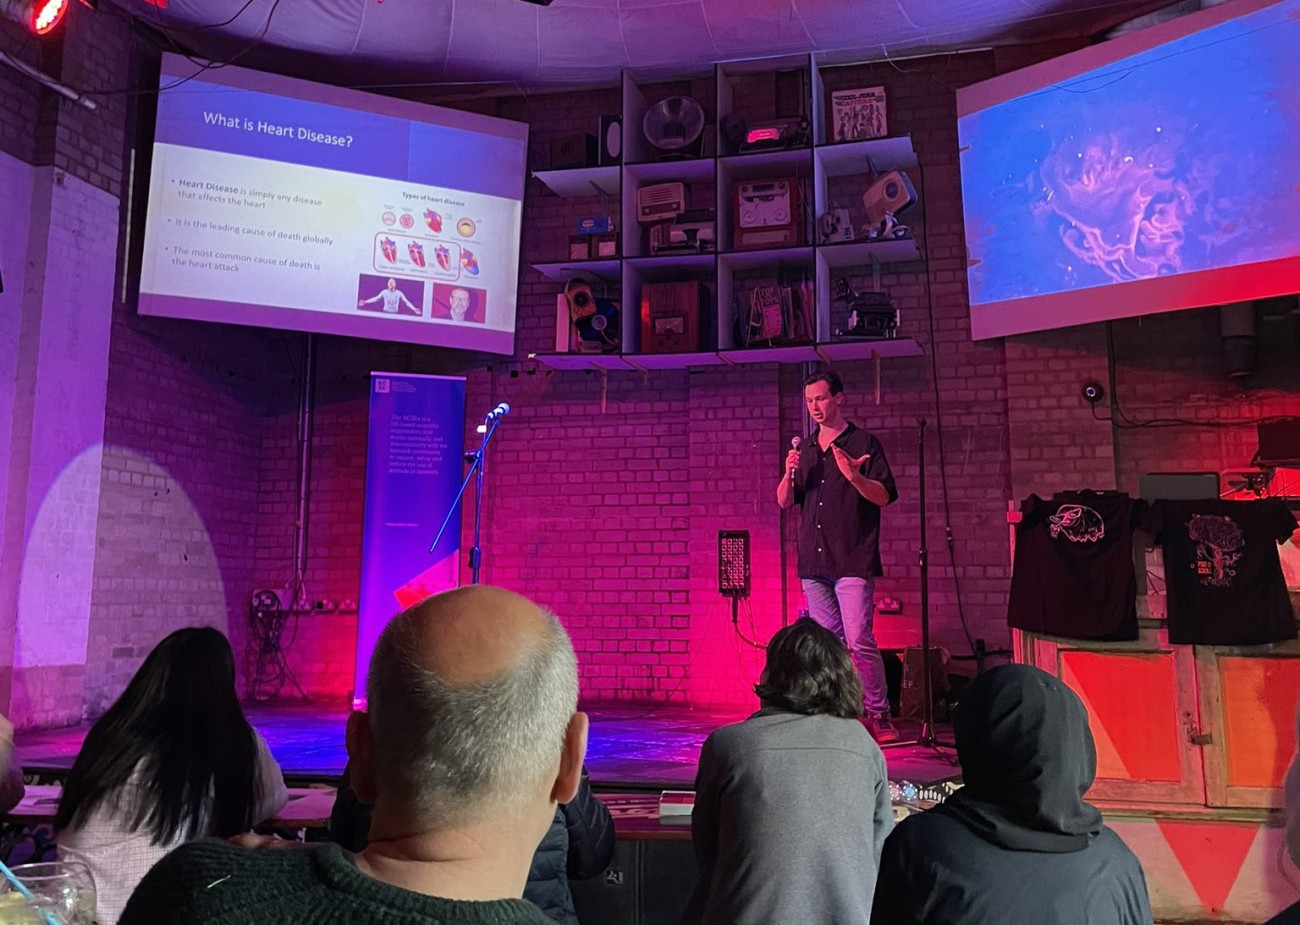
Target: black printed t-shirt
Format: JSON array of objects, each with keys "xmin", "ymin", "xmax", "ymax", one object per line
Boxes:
[
  {"xmin": 1142, "ymin": 499, "xmax": 1298, "ymax": 645},
  {"xmin": 1008, "ymin": 492, "xmax": 1147, "ymax": 641},
  {"xmin": 793, "ymin": 423, "xmax": 898, "ymax": 579}
]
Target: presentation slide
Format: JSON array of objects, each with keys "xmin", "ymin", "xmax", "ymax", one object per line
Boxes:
[
  {"xmin": 139, "ymin": 55, "xmax": 528, "ymax": 354},
  {"xmin": 957, "ymin": 0, "xmax": 1300, "ymax": 340}
]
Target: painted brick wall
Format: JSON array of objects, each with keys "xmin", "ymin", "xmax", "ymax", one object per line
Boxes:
[
  {"xmin": 0, "ymin": 25, "xmax": 40, "ymax": 163},
  {"xmin": 0, "ymin": 11, "xmax": 296, "ymax": 723},
  {"xmin": 4, "ymin": 20, "xmax": 1279, "ymax": 720},
  {"xmin": 263, "ymin": 50, "xmax": 1074, "ymax": 707}
]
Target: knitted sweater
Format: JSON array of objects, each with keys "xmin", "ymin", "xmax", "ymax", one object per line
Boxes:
[{"xmin": 119, "ymin": 841, "xmax": 555, "ymax": 925}]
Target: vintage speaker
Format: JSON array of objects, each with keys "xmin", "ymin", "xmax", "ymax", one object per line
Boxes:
[
  {"xmin": 598, "ymin": 115, "xmax": 622, "ymax": 166},
  {"xmin": 570, "ymin": 838, "xmax": 697, "ymax": 925},
  {"xmin": 640, "ymin": 281, "xmax": 709, "ymax": 353},
  {"xmin": 550, "ymin": 133, "xmax": 597, "ymax": 169},
  {"xmin": 1257, "ymin": 418, "xmax": 1300, "ymax": 467}
]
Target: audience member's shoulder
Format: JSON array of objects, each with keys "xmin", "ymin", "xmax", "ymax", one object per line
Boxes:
[
  {"xmin": 1095, "ymin": 824, "xmax": 1144, "ymax": 863},
  {"xmin": 885, "ymin": 805, "xmax": 965, "ymax": 848},
  {"xmin": 121, "ymin": 838, "xmax": 313, "ymax": 924}
]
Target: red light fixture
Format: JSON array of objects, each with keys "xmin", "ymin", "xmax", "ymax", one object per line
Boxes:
[
  {"xmin": 2, "ymin": 0, "xmax": 70, "ymax": 34},
  {"xmin": 32, "ymin": 0, "xmax": 67, "ymax": 32}
]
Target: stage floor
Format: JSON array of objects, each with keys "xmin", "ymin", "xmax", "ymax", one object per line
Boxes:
[{"xmin": 13, "ymin": 702, "xmax": 961, "ymax": 791}]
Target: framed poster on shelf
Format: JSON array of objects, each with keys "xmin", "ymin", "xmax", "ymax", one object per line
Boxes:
[{"xmin": 830, "ymin": 86, "xmax": 887, "ymax": 142}]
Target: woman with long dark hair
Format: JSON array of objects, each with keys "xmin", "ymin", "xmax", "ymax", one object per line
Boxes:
[
  {"xmin": 681, "ymin": 619, "xmax": 893, "ymax": 925},
  {"xmin": 55, "ymin": 627, "xmax": 288, "ymax": 924}
]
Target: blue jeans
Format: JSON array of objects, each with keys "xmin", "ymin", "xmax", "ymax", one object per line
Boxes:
[{"xmin": 801, "ymin": 577, "xmax": 889, "ymax": 717}]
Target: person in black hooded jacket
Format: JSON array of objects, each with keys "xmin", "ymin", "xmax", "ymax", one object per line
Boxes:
[
  {"xmin": 870, "ymin": 663, "xmax": 1152, "ymax": 925},
  {"xmin": 330, "ymin": 761, "xmax": 614, "ymax": 925}
]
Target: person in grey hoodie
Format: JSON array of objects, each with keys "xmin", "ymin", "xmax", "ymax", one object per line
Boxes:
[{"xmin": 681, "ymin": 618, "xmax": 893, "ymax": 925}]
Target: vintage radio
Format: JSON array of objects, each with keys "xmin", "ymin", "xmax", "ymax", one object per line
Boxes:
[
  {"xmin": 733, "ymin": 178, "xmax": 801, "ymax": 250},
  {"xmin": 640, "ymin": 281, "xmax": 709, "ymax": 353},
  {"xmin": 637, "ymin": 182, "xmax": 687, "ymax": 224}
]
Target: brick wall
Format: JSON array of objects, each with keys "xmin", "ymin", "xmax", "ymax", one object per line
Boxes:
[
  {"xmin": 0, "ymin": 10, "xmax": 292, "ymax": 724},
  {"xmin": 8, "ymin": 15, "xmax": 1294, "ymax": 722},
  {"xmin": 262, "ymin": 51, "xmax": 1070, "ymax": 707}
]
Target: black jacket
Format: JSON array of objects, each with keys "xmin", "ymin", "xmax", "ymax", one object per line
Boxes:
[{"xmin": 330, "ymin": 763, "xmax": 614, "ymax": 925}]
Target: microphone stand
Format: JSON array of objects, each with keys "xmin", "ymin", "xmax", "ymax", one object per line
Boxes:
[
  {"xmin": 880, "ymin": 418, "xmax": 956, "ymax": 758},
  {"xmin": 428, "ymin": 411, "xmax": 504, "ymax": 585}
]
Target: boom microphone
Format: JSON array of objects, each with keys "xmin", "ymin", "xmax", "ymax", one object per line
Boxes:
[{"xmin": 486, "ymin": 402, "xmax": 511, "ymax": 421}]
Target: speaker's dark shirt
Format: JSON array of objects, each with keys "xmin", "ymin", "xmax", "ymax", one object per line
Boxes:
[{"xmin": 793, "ymin": 423, "xmax": 898, "ymax": 579}]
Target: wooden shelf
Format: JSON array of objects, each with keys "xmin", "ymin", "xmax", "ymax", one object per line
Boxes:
[
  {"xmin": 534, "ymin": 340, "xmax": 920, "ymax": 371},
  {"xmin": 624, "ymin": 159, "xmax": 715, "ymax": 184},
  {"xmin": 531, "ymin": 259, "xmax": 620, "ymax": 282},
  {"xmin": 718, "ymin": 344, "xmax": 820, "ymax": 365},
  {"xmin": 815, "ymin": 338, "xmax": 923, "ymax": 362},
  {"xmin": 817, "ymin": 237, "xmax": 920, "ymax": 267},
  {"xmin": 531, "ymin": 353, "xmax": 633, "ymax": 371},
  {"xmin": 533, "ymin": 166, "xmax": 620, "ymax": 198},
  {"xmin": 624, "ymin": 351, "xmax": 730, "ymax": 371},
  {"xmin": 815, "ymin": 136, "xmax": 918, "ymax": 176},
  {"xmin": 719, "ymin": 246, "xmax": 814, "ymax": 273},
  {"xmin": 532, "ymin": 64, "xmax": 931, "ymax": 370},
  {"xmin": 625, "ymin": 254, "xmax": 716, "ymax": 275},
  {"xmin": 717, "ymin": 147, "xmax": 813, "ymax": 179}
]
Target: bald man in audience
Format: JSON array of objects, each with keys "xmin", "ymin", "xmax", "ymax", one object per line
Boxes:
[{"xmin": 121, "ymin": 586, "xmax": 588, "ymax": 925}]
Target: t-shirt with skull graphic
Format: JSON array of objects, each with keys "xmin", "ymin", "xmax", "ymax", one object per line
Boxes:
[
  {"xmin": 1143, "ymin": 499, "xmax": 1298, "ymax": 645},
  {"xmin": 1008, "ymin": 491, "xmax": 1148, "ymax": 641}
]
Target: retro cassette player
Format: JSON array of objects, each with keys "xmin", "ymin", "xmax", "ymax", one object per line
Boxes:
[
  {"xmin": 733, "ymin": 177, "xmax": 801, "ymax": 250},
  {"xmin": 649, "ymin": 209, "xmax": 716, "ymax": 255}
]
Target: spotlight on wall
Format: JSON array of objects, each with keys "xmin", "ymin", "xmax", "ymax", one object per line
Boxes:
[
  {"xmin": 2, "ymin": 0, "xmax": 70, "ymax": 34},
  {"xmin": 1080, "ymin": 381, "xmax": 1105, "ymax": 405}
]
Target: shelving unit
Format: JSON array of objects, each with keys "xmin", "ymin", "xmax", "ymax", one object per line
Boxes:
[{"xmin": 529, "ymin": 53, "xmax": 929, "ymax": 371}]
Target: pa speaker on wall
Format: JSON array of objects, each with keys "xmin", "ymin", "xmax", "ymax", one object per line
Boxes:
[{"xmin": 599, "ymin": 115, "xmax": 622, "ymax": 166}]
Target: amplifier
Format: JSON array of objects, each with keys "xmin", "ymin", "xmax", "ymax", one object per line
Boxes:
[{"xmin": 640, "ymin": 281, "xmax": 709, "ymax": 353}]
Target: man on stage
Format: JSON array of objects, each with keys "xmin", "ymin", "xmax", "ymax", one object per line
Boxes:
[{"xmin": 777, "ymin": 370, "xmax": 900, "ymax": 742}]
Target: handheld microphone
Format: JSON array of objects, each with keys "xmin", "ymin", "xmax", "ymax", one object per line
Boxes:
[{"xmin": 789, "ymin": 436, "xmax": 802, "ymax": 481}]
